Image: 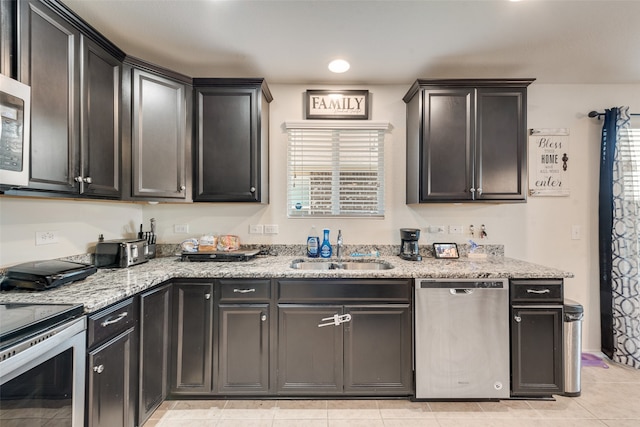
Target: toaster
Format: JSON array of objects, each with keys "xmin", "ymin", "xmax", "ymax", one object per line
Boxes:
[{"xmin": 95, "ymin": 238, "xmax": 149, "ymax": 268}]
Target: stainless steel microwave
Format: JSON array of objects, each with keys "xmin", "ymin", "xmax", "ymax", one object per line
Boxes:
[{"xmin": 0, "ymin": 74, "xmax": 30, "ymax": 187}]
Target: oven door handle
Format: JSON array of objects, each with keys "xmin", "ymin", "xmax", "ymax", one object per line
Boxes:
[{"xmin": 101, "ymin": 312, "xmax": 128, "ymax": 327}]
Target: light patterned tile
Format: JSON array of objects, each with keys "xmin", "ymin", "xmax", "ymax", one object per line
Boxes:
[
  {"xmin": 273, "ymin": 420, "xmax": 328, "ymax": 427},
  {"xmin": 602, "ymin": 420, "xmax": 640, "ymax": 427},
  {"xmin": 574, "ymin": 382, "xmax": 640, "ymax": 419},
  {"xmin": 328, "ymin": 419, "xmax": 385, "ymax": 427},
  {"xmin": 217, "ymin": 420, "xmax": 273, "ymax": 427},
  {"xmin": 376, "ymin": 400, "xmax": 434, "ymax": 419},
  {"xmin": 327, "ymin": 400, "xmax": 380, "ymax": 420},
  {"xmin": 274, "ymin": 400, "xmax": 327, "ymax": 419},
  {"xmin": 527, "ymin": 395, "xmax": 596, "ymax": 419},
  {"xmin": 382, "ymin": 419, "xmax": 441, "ymax": 427},
  {"xmin": 158, "ymin": 419, "xmax": 218, "ymax": 427},
  {"xmin": 477, "ymin": 399, "xmax": 540, "ymax": 418},
  {"xmin": 428, "ymin": 401, "xmax": 488, "ymax": 419}
]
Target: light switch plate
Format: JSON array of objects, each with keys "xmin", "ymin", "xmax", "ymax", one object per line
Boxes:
[{"xmin": 249, "ymin": 224, "xmax": 264, "ymax": 234}]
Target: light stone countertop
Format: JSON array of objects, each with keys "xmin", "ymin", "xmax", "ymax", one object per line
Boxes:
[{"xmin": 0, "ymin": 254, "xmax": 573, "ymax": 313}]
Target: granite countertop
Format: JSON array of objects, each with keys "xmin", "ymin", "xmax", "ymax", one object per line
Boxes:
[{"xmin": 0, "ymin": 254, "xmax": 573, "ymax": 313}]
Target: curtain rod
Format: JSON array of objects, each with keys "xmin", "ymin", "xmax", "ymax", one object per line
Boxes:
[{"xmin": 588, "ymin": 110, "xmax": 640, "ymax": 119}]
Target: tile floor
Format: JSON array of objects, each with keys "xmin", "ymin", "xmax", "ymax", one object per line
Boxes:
[{"xmin": 143, "ymin": 358, "xmax": 640, "ymax": 427}]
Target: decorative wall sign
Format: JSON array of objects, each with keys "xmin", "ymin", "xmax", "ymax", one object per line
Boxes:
[
  {"xmin": 305, "ymin": 90, "xmax": 369, "ymax": 119},
  {"xmin": 528, "ymin": 128, "xmax": 570, "ymax": 196}
]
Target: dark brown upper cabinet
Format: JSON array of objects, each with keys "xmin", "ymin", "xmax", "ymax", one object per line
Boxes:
[
  {"xmin": 193, "ymin": 78, "xmax": 272, "ymax": 203},
  {"xmin": 123, "ymin": 58, "xmax": 192, "ymax": 201},
  {"xmin": 17, "ymin": 0, "xmax": 123, "ymax": 197},
  {"xmin": 404, "ymin": 79, "xmax": 534, "ymax": 203}
]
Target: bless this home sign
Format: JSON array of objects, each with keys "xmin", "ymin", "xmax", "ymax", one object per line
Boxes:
[
  {"xmin": 305, "ymin": 90, "xmax": 369, "ymax": 119},
  {"xmin": 528, "ymin": 128, "xmax": 570, "ymax": 196}
]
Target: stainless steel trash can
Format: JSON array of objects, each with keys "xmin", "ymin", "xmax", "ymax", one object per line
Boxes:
[{"xmin": 564, "ymin": 299, "xmax": 584, "ymax": 396}]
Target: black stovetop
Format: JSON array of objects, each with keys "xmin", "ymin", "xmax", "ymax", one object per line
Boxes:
[{"xmin": 0, "ymin": 303, "xmax": 84, "ymax": 350}]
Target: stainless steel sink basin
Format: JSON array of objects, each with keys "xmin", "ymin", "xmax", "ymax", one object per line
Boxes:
[{"xmin": 290, "ymin": 259, "xmax": 394, "ymax": 270}]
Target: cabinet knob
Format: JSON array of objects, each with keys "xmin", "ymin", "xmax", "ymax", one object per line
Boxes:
[
  {"xmin": 261, "ymin": 313, "xmax": 267, "ymax": 322},
  {"xmin": 93, "ymin": 364, "xmax": 105, "ymax": 374},
  {"xmin": 514, "ymin": 315, "xmax": 522, "ymax": 323},
  {"xmin": 205, "ymin": 293, "xmax": 211, "ymax": 300},
  {"xmin": 179, "ymin": 185, "xmax": 186, "ymax": 191},
  {"xmin": 74, "ymin": 176, "xmax": 83, "ymax": 183},
  {"xmin": 250, "ymin": 187, "xmax": 256, "ymax": 193},
  {"xmin": 83, "ymin": 176, "xmax": 92, "ymax": 184},
  {"xmin": 477, "ymin": 188, "xmax": 482, "ymax": 195},
  {"xmin": 470, "ymin": 188, "xmax": 476, "ymax": 193}
]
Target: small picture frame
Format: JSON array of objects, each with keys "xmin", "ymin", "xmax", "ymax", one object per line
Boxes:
[{"xmin": 433, "ymin": 243, "xmax": 459, "ymax": 259}]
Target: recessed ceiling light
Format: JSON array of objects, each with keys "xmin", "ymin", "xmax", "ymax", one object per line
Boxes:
[{"xmin": 328, "ymin": 59, "xmax": 350, "ymax": 73}]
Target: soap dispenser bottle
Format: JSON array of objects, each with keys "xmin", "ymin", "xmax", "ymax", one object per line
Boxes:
[
  {"xmin": 320, "ymin": 229, "xmax": 332, "ymax": 258},
  {"xmin": 307, "ymin": 226, "xmax": 319, "ymax": 258}
]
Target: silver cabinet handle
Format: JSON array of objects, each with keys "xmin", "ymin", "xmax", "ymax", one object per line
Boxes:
[
  {"xmin": 233, "ymin": 288, "xmax": 256, "ymax": 294},
  {"xmin": 205, "ymin": 293, "xmax": 211, "ymax": 300},
  {"xmin": 514, "ymin": 316, "xmax": 522, "ymax": 323},
  {"xmin": 477, "ymin": 188, "xmax": 482, "ymax": 195},
  {"xmin": 250, "ymin": 187, "xmax": 256, "ymax": 193},
  {"xmin": 74, "ymin": 176, "xmax": 83, "ymax": 183},
  {"xmin": 179, "ymin": 185, "xmax": 186, "ymax": 191},
  {"xmin": 101, "ymin": 312, "xmax": 127, "ymax": 327},
  {"xmin": 83, "ymin": 177, "xmax": 92, "ymax": 184},
  {"xmin": 261, "ymin": 313, "xmax": 267, "ymax": 322},
  {"xmin": 318, "ymin": 313, "xmax": 352, "ymax": 327},
  {"xmin": 93, "ymin": 365, "xmax": 104, "ymax": 374},
  {"xmin": 526, "ymin": 289, "xmax": 551, "ymax": 294},
  {"xmin": 470, "ymin": 188, "xmax": 476, "ymax": 193}
]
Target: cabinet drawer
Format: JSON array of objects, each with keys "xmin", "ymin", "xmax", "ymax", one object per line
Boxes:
[
  {"xmin": 277, "ymin": 279, "xmax": 412, "ymax": 303},
  {"xmin": 219, "ymin": 279, "xmax": 271, "ymax": 302},
  {"xmin": 87, "ymin": 297, "xmax": 136, "ymax": 349},
  {"xmin": 510, "ymin": 279, "xmax": 563, "ymax": 303}
]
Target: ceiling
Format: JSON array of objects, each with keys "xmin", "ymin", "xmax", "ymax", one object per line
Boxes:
[{"xmin": 60, "ymin": 0, "xmax": 640, "ymax": 85}]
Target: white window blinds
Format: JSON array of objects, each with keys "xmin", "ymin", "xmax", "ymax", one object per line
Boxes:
[{"xmin": 286, "ymin": 121, "xmax": 388, "ymax": 217}]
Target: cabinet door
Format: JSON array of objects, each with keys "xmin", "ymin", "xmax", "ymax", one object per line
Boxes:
[
  {"xmin": 194, "ymin": 86, "xmax": 263, "ymax": 202},
  {"xmin": 139, "ymin": 283, "xmax": 171, "ymax": 425},
  {"xmin": 87, "ymin": 327, "xmax": 135, "ymax": 427},
  {"xmin": 19, "ymin": 0, "xmax": 80, "ymax": 192},
  {"xmin": 277, "ymin": 305, "xmax": 343, "ymax": 395},
  {"xmin": 475, "ymin": 88, "xmax": 526, "ymax": 200},
  {"xmin": 343, "ymin": 305, "xmax": 412, "ymax": 395},
  {"xmin": 511, "ymin": 306, "xmax": 563, "ymax": 396},
  {"xmin": 420, "ymin": 88, "xmax": 474, "ymax": 201},
  {"xmin": 80, "ymin": 35, "xmax": 121, "ymax": 197},
  {"xmin": 218, "ymin": 304, "xmax": 270, "ymax": 394},
  {"xmin": 131, "ymin": 69, "xmax": 188, "ymax": 199},
  {"xmin": 171, "ymin": 282, "xmax": 214, "ymax": 395}
]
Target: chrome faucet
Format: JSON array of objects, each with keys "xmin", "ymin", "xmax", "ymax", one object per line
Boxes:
[{"xmin": 336, "ymin": 230, "xmax": 343, "ymax": 261}]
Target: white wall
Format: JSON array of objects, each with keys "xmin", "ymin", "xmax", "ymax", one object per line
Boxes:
[
  {"xmin": 0, "ymin": 197, "xmax": 143, "ymax": 266},
  {"xmin": 2, "ymin": 82, "xmax": 639, "ymax": 352}
]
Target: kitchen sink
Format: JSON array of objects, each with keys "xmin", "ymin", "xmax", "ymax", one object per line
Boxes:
[{"xmin": 290, "ymin": 259, "xmax": 394, "ymax": 270}]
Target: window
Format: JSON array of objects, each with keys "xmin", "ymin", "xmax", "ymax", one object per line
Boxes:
[
  {"xmin": 618, "ymin": 124, "xmax": 640, "ymax": 200},
  {"xmin": 285, "ymin": 121, "xmax": 389, "ymax": 217}
]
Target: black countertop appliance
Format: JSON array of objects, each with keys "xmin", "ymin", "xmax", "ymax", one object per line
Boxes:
[{"xmin": 399, "ymin": 228, "xmax": 422, "ymax": 261}]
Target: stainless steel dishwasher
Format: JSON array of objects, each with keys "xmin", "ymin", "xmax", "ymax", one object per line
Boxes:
[{"xmin": 415, "ymin": 278, "xmax": 510, "ymax": 399}]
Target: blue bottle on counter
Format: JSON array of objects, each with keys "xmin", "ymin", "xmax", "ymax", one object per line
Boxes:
[
  {"xmin": 320, "ymin": 229, "xmax": 332, "ymax": 258},
  {"xmin": 307, "ymin": 226, "xmax": 319, "ymax": 258}
]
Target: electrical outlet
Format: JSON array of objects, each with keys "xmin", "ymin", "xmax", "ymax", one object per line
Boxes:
[
  {"xmin": 264, "ymin": 224, "xmax": 279, "ymax": 234},
  {"xmin": 449, "ymin": 225, "xmax": 463, "ymax": 234},
  {"xmin": 249, "ymin": 224, "xmax": 264, "ymax": 234},
  {"xmin": 35, "ymin": 230, "xmax": 59, "ymax": 245},
  {"xmin": 174, "ymin": 224, "xmax": 189, "ymax": 233},
  {"xmin": 571, "ymin": 225, "xmax": 581, "ymax": 240},
  {"xmin": 428, "ymin": 225, "xmax": 445, "ymax": 234}
]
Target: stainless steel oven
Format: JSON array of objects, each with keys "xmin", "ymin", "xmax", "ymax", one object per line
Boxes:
[{"xmin": 0, "ymin": 303, "xmax": 86, "ymax": 426}]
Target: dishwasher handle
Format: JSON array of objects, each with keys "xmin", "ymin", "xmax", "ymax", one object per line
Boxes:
[{"xmin": 450, "ymin": 289, "xmax": 474, "ymax": 295}]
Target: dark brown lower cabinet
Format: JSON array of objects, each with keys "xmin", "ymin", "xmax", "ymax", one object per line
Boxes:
[
  {"xmin": 510, "ymin": 278, "xmax": 564, "ymax": 397},
  {"xmin": 171, "ymin": 281, "xmax": 214, "ymax": 395},
  {"xmin": 511, "ymin": 306, "xmax": 564, "ymax": 396},
  {"xmin": 86, "ymin": 298, "xmax": 138, "ymax": 427},
  {"xmin": 87, "ymin": 328, "xmax": 136, "ymax": 427},
  {"xmin": 139, "ymin": 283, "xmax": 171, "ymax": 425},
  {"xmin": 277, "ymin": 305, "xmax": 344, "ymax": 395},
  {"xmin": 276, "ymin": 295, "xmax": 412, "ymax": 396}
]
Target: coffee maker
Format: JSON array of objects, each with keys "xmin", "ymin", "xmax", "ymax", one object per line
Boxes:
[{"xmin": 399, "ymin": 228, "xmax": 422, "ymax": 261}]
